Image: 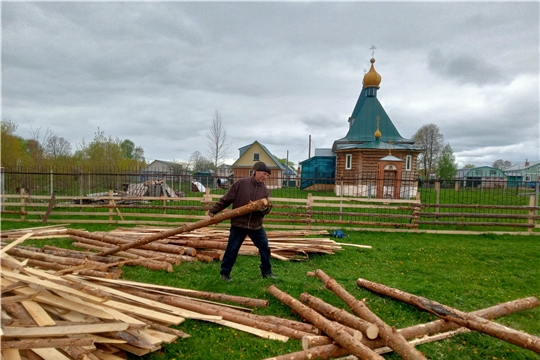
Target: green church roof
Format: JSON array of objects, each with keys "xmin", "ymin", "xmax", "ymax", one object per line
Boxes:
[{"xmin": 333, "ymin": 58, "xmax": 417, "ymax": 151}]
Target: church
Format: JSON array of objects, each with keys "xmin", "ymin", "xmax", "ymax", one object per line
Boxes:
[{"xmin": 301, "ymin": 55, "xmax": 423, "ymax": 199}]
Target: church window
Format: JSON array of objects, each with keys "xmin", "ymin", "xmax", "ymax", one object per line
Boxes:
[
  {"xmin": 405, "ymin": 155, "xmax": 412, "ymax": 171},
  {"xmin": 345, "ymin": 154, "xmax": 352, "ymax": 170}
]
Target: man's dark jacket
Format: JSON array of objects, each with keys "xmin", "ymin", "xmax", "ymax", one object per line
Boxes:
[{"xmin": 208, "ymin": 176, "xmax": 270, "ymax": 230}]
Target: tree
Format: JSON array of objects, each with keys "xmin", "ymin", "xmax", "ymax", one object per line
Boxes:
[
  {"xmin": 492, "ymin": 159, "xmax": 512, "ymax": 170},
  {"xmin": 437, "ymin": 143, "xmax": 458, "ymax": 179},
  {"xmin": 45, "ymin": 135, "xmax": 72, "ymax": 158},
  {"xmin": 275, "ymin": 157, "xmax": 295, "ymax": 167},
  {"xmin": 1, "ymin": 120, "xmax": 27, "ymax": 167},
  {"xmin": 206, "ymin": 110, "xmax": 231, "ymax": 169},
  {"xmin": 120, "ymin": 139, "xmax": 145, "ymax": 163},
  {"xmin": 412, "ymin": 124, "xmax": 444, "ymax": 179},
  {"xmin": 74, "ymin": 128, "xmax": 145, "ymax": 169},
  {"xmin": 189, "ymin": 151, "xmax": 214, "ymax": 174}
]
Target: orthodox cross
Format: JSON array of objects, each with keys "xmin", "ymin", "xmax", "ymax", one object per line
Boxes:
[
  {"xmin": 376, "ymin": 115, "xmax": 381, "ymax": 131},
  {"xmin": 370, "ymin": 45, "xmax": 377, "ymax": 57},
  {"xmin": 388, "ymin": 140, "xmax": 393, "ymax": 155}
]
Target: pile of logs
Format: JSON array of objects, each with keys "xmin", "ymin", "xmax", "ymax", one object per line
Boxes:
[
  {"xmin": 264, "ymin": 269, "xmax": 540, "ymax": 359},
  {"xmin": 0, "ymin": 225, "xmax": 353, "ymax": 277}
]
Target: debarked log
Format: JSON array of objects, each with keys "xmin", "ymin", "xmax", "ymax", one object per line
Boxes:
[
  {"xmin": 356, "ymin": 277, "xmax": 540, "ymax": 354},
  {"xmin": 309, "ymin": 269, "xmax": 426, "ymax": 360},
  {"xmin": 268, "ymin": 285, "xmax": 383, "ymax": 360},
  {"xmin": 300, "ymin": 292, "xmax": 379, "ymax": 340},
  {"xmin": 97, "ymin": 198, "xmax": 268, "ymax": 256},
  {"xmin": 66, "ymin": 229, "xmax": 188, "ymax": 255}
]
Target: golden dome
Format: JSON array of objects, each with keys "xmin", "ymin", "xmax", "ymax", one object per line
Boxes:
[
  {"xmin": 363, "ymin": 58, "xmax": 381, "ymax": 88},
  {"xmin": 374, "ymin": 128, "xmax": 381, "ymax": 138}
]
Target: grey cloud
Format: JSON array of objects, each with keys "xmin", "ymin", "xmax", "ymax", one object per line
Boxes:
[{"xmin": 427, "ymin": 49, "xmax": 508, "ymax": 86}]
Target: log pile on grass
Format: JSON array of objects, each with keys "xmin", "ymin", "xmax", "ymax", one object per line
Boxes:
[{"xmin": 264, "ymin": 269, "xmax": 540, "ymax": 359}]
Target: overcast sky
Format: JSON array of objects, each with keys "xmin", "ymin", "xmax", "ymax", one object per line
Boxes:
[{"xmin": 2, "ymin": 1, "xmax": 539, "ymax": 168}]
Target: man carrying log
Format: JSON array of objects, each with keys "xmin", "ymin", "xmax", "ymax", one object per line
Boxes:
[{"xmin": 208, "ymin": 161, "xmax": 276, "ymax": 282}]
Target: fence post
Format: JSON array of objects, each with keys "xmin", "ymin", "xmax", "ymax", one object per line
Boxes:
[
  {"xmin": 0, "ymin": 167, "xmax": 4, "ymax": 211},
  {"xmin": 108, "ymin": 190, "xmax": 114, "ymax": 225},
  {"xmin": 20, "ymin": 188, "xmax": 26, "ymax": 221},
  {"xmin": 307, "ymin": 193, "xmax": 313, "ymax": 229},
  {"xmin": 535, "ymin": 180, "xmax": 539, "ymax": 217},
  {"xmin": 435, "ymin": 179, "xmax": 440, "ymax": 219},
  {"xmin": 50, "ymin": 169, "xmax": 53, "ymax": 195},
  {"xmin": 528, "ymin": 195, "xmax": 534, "ymax": 233}
]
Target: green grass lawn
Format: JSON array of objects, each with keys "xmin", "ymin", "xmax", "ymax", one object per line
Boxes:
[{"xmin": 2, "ymin": 221, "xmax": 539, "ymax": 359}]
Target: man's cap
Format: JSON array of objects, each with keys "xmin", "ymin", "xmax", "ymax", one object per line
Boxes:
[{"xmin": 253, "ymin": 161, "xmax": 271, "ymax": 174}]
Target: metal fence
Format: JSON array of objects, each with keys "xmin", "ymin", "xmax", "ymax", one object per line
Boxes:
[
  {"xmin": 1, "ymin": 167, "xmax": 539, "ymax": 233},
  {"xmin": 1, "ymin": 167, "xmax": 538, "ymax": 204}
]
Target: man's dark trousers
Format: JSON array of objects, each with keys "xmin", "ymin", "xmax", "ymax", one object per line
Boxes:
[{"xmin": 220, "ymin": 225, "xmax": 272, "ymax": 275}]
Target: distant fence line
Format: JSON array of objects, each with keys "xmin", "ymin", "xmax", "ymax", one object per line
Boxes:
[
  {"xmin": 1, "ymin": 166, "xmax": 539, "ymax": 234},
  {"xmin": 1, "ymin": 191, "xmax": 539, "ymax": 234}
]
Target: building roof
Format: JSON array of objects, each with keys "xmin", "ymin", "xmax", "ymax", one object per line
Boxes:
[
  {"xmin": 234, "ymin": 140, "xmax": 284, "ymax": 170},
  {"xmin": 333, "ymin": 57, "xmax": 417, "ymax": 151}
]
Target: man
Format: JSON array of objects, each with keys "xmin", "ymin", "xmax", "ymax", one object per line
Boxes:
[{"xmin": 208, "ymin": 161, "xmax": 276, "ymax": 282}]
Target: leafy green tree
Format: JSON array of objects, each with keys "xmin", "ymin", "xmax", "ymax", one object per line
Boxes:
[
  {"xmin": 74, "ymin": 128, "xmax": 145, "ymax": 169},
  {"xmin": 1, "ymin": 120, "xmax": 27, "ymax": 167},
  {"xmin": 413, "ymin": 124, "xmax": 444, "ymax": 179},
  {"xmin": 437, "ymin": 143, "xmax": 458, "ymax": 179},
  {"xmin": 275, "ymin": 157, "xmax": 295, "ymax": 167}
]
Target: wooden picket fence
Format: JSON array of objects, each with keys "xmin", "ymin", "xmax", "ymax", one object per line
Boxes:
[{"xmin": 1, "ymin": 190, "xmax": 539, "ymax": 234}]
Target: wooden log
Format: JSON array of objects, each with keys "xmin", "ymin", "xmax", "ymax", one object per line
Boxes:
[
  {"xmin": 93, "ymin": 279, "xmax": 270, "ymax": 309},
  {"xmin": 369, "ymin": 296, "xmax": 540, "ymax": 349},
  {"xmin": 309, "ymin": 269, "xmax": 427, "ymax": 360},
  {"xmin": 268, "ymin": 285, "xmax": 383, "ymax": 360},
  {"xmin": 356, "ymin": 277, "xmax": 540, "ymax": 354},
  {"xmin": 118, "ymin": 286, "xmax": 312, "ymax": 340},
  {"xmin": 2, "ymin": 302, "xmax": 38, "ymax": 326},
  {"xmin": 27, "ymin": 259, "xmax": 117, "ymax": 279},
  {"xmin": 96, "ymin": 198, "xmax": 268, "ymax": 256},
  {"xmin": 2, "ymin": 322, "xmax": 129, "ymax": 337},
  {"xmin": 299, "ymin": 292, "xmax": 379, "ymax": 339},
  {"xmin": 66, "ymin": 229, "xmax": 188, "ymax": 255},
  {"xmin": 266, "ymin": 296, "xmax": 540, "ymax": 360}
]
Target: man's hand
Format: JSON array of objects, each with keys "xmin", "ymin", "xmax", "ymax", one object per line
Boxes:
[
  {"xmin": 258, "ymin": 203, "xmax": 273, "ymax": 215},
  {"xmin": 206, "ymin": 211, "xmax": 215, "ymax": 219}
]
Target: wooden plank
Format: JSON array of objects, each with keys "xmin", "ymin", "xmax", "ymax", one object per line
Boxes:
[
  {"xmin": 3, "ymin": 269, "xmax": 106, "ymax": 304},
  {"xmin": 141, "ymin": 328, "xmax": 178, "ymax": 344},
  {"xmin": 8, "ymin": 283, "xmax": 116, "ymax": 320},
  {"xmin": 51, "ymin": 290, "xmax": 150, "ymax": 327},
  {"xmin": 32, "ymin": 348, "xmax": 71, "ymax": 360},
  {"xmin": 2, "ymin": 322, "xmax": 129, "ymax": 337},
  {"xmin": 20, "ymin": 300, "xmax": 56, "ymax": 326},
  {"xmin": 2, "ymin": 349, "xmax": 22, "ymax": 360},
  {"xmin": 211, "ymin": 319, "xmax": 289, "ymax": 342},
  {"xmin": 65, "ymin": 275, "xmax": 221, "ymax": 321},
  {"xmin": 0, "ymin": 233, "xmax": 33, "ymax": 254}
]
